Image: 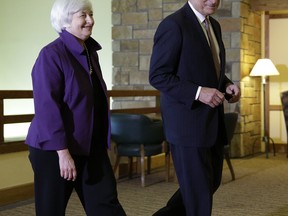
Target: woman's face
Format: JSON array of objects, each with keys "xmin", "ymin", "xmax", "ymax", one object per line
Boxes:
[{"xmin": 66, "ymin": 10, "xmax": 94, "ymax": 42}]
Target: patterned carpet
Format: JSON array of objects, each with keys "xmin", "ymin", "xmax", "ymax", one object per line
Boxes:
[{"xmin": 1, "ymin": 153, "xmax": 288, "ymax": 216}]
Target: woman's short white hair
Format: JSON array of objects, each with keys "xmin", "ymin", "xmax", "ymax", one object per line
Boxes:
[{"xmin": 51, "ymin": 0, "xmax": 92, "ymax": 33}]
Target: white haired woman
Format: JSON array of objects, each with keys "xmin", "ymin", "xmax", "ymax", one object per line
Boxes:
[{"xmin": 26, "ymin": 0, "xmax": 126, "ymax": 215}]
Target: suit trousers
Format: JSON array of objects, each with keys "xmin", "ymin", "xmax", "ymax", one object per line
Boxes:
[
  {"xmin": 170, "ymin": 141, "xmax": 224, "ymax": 216},
  {"xmin": 28, "ymin": 145, "xmax": 126, "ymax": 216}
]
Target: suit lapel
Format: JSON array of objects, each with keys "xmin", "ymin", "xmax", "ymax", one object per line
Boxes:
[{"xmin": 182, "ymin": 4, "xmax": 211, "ymax": 53}]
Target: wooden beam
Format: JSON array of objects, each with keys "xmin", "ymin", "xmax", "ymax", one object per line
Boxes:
[{"xmin": 252, "ymin": 0, "xmax": 288, "ymax": 11}]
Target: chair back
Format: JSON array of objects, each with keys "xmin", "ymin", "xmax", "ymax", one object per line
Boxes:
[
  {"xmin": 224, "ymin": 112, "xmax": 238, "ymax": 143},
  {"xmin": 281, "ymin": 91, "xmax": 288, "ymax": 133},
  {"xmin": 111, "ymin": 113, "xmax": 164, "ymax": 145}
]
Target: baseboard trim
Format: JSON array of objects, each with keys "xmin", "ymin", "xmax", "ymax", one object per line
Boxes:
[{"xmin": 0, "ymin": 183, "xmax": 34, "ymax": 207}]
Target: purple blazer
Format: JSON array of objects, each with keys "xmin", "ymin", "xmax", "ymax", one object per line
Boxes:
[{"xmin": 26, "ymin": 30, "xmax": 110, "ymax": 155}]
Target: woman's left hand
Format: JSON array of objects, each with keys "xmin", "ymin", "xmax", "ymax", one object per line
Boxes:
[{"xmin": 57, "ymin": 149, "xmax": 77, "ymax": 181}]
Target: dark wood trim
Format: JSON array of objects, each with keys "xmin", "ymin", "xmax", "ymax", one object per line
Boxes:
[
  {"xmin": 0, "ymin": 90, "xmax": 161, "ymax": 154},
  {"xmin": 264, "ymin": 12, "xmax": 270, "ymax": 142},
  {"xmin": 251, "ymin": 0, "xmax": 288, "ymax": 11},
  {"xmin": 0, "ymin": 142, "xmax": 28, "ymax": 154},
  {"xmin": 2, "ymin": 114, "xmax": 34, "ymax": 124},
  {"xmin": 0, "ymin": 183, "xmax": 34, "ymax": 207},
  {"xmin": 264, "ymin": 12, "xmax": 270, "ymax": 58},
  {"xmin": 269, "ymin": 105, "xmax": 282, "ymax": 111},
  {"xmin": 0, "ymin": 91, "xmax": 33, "ymax": 99},
  {"xmin": 269, "ymin": 14, "xmax": 288, "ymax": 19},
  {"xmin": 108, "ymin": 90, "xmax": 160, "ymax": 97}
]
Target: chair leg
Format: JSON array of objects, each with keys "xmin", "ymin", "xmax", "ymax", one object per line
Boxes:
[
  {"xmin": 140, "ymin": 144, "xmax": 145, "ymax": 187},
  {"xmin": 113, "ymin": 155, "xmax": 121, "ymax": 179},
  {"xmin": 128, "ymin": 157, "xmax": 133, "ymax": 179},
  {"xmin": 147, "ymin": 156, "xmax": 151, "ymax": 174},
  {"xmin": 162, "ymin": 141, "xmax": 171, "ymax": 182},
  {"xmin": 224, "ymin": 147, "xmax": 235, "ymax": 181},
  {"xmin": 165, "ymin": 152, "xmax": 170, "ymax": 182},
  {"xmin": 287, "ymin": 140, "xmax": 288, "ymax": 158}
]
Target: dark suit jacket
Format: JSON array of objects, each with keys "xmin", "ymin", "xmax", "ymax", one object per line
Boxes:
[{"xmin": 149, "ymin": 3, "xmax": 230, "ymax": 147}]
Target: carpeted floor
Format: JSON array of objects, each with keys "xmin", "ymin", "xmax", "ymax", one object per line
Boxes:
[{"xmin": 1, "ymin": 153, "xmax": 288, "ymax": 216}]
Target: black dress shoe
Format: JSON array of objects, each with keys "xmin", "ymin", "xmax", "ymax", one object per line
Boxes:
[{"xmin": 152, "ymin": 189, "xmax": 186, "ymax": 216}]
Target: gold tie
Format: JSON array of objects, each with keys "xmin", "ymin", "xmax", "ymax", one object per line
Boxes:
[{"xmin": 204, "ymin": 17, "xmax": 220, "ymax": 79}]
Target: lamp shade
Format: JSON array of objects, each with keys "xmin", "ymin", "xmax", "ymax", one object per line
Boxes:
[{"xmin": 250, "ymin": 58, "xmax": 279, "ymax": 77}]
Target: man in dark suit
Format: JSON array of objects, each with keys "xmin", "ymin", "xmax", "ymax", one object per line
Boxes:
[{"xmin": 149, "ymin": 0, "xmax": 240, "ymax": 215}]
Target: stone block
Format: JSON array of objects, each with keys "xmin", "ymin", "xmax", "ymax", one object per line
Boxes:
[
  {"xmin": 133, "ymin": 29, "xmax": 156, "ymax": 39},
  {"xmin": 137, "ymin": 0, "xmax": 162, "ymax": 10},
  {"xmin": 139, "ymin": 39, "xmax": 153, "ymax": 54},
  {"xmin": 112, "ymin": 67, "xmax": 129, "ymax": 85},
  {"xmin": 226, "ymin": 48, "xmax": 240, "ymax": 62},
  {"xmin": 241, "ymin": 33, "xmax": 249, "ymax": 50},
  {"xmin": 240, "ymin": 2, "xmax": 250, "ymax": 18},
  {"xmin": 244, "ymin": 24, "xmax": 255, "ymax": 36},
  {"xmin": 122, "ymin": 12, "xmax": 148, "ymax": 25},
  {"xmin": 112, "ymin": 0, "xmax": 137, "ymax": 13},
  {"xmin": 120, "ymin": 40, "xmax": 139, "ymax": 52},
  {"xmin": 139, "ymin": 55, "xmax": 151, "ymax": 71},
  {"xmin": 163, "ymin": 0, "xmax": 186, "ymax": 3},
  {"xmin": 149, "ymin": 21, "xmax": 161, "ymax": 29},
  {"xmin": 112, "ymin": 41, "xmax": 121, "ymax": 52},
  {"xmin": 232, "ymin": 2, "xmax": 241, "ymax": 18},
  {"xmin": 113, "ymin": 52, "xmax": 138, "ymax": 67},
  {"xmin": 231, "ymin": 62, "xmax": 241, "ymax": 81},
  {"xmin": 129, "ymin": 71, "xmax": 150, "ymax": 85},
  {"xmin": 112, "ymin": 26, "xmax": 133, "ymax": 40},
  {"xmin": 222, "ymin": 33, "xmax": 231, "ymax": 48},
  {"xmin": 219, "ymin": 18, "xmax": 241, "ymax": 32},
  {"xmin": 163, "ymin": 2, "xmax": 184, "ymax": 12},
  {"xmin": 112, "ymin": 13, "xmax": 121, "ymax": 25},
  {"xmin": 231, "ymin": 32, "xmax": 241, "ymax": 48},
  {"xmin": 149, "ymin": 8, "xmax": 163, "ymax": 21}
]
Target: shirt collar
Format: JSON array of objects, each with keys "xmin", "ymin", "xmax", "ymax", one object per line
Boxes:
[
  {"xmin": 188, "ymin": 1, "xmax": 206, "ymax": 23},
  {"xmin": 59, "ymin": 30, "xmax": 102, "ymax": 55}
]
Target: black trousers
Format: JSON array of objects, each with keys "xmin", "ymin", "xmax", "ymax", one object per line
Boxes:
[
  {"xmin": 154, "ymin": 141, "xmax": 223, "ymax": 216},
  {"xmin": 29, "ymin": 145, "xmax": 126, "ymax": 216}
]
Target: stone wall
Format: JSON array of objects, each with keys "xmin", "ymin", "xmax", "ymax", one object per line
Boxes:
[{"xmin": 112, "ymin": 0, "xmax": 262, "ymax": 157}]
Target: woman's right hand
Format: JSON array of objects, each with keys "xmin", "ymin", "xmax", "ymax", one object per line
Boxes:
[{"xmin": 57, "ymin": 149, "xmax": 77, "ymax": 181}]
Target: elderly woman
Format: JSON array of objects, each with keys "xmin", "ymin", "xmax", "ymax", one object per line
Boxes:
[{"xmin": 25, "ymin": 0, "xmax": 126, "ymax": 215}]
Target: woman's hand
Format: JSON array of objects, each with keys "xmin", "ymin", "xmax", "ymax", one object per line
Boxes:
[{"xmin": 57, "ymin": 149, "xmax": 77, "ymax": 181}]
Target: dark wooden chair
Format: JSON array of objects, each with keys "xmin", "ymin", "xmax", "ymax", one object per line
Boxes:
[
  {"xmin": 280, "ymin": 91, "xmax": 288, "ymax": 158},
  {"xmin": 111, "ymin": 113, "xmax": 170, "ymax": 187}
]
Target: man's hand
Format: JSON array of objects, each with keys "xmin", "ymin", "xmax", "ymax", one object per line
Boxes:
[
  {"xmin": 198, "ymin": 87, "xmax": 225, "ymax": 108},
  {"xmin": 57, "ymin": 149, "xmax": 77, "ymax": 181},
  {"xmin": 225, "ymin": 84, "xmax": 241, "ymax": 103}
]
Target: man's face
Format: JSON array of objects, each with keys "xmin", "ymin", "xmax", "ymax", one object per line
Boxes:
[{"xmin": 189, "ymin": 0, "xmax": 220, "ymax": 16}]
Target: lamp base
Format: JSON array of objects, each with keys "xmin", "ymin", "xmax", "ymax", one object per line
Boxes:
[{"xmin": 262, "ymin": 136, "xmax": 275, "ymax": 158}]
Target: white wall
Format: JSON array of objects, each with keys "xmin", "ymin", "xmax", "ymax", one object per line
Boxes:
[
  {"xmin": 0, "ymin": 0, "xmax": 112, "ymax": 90},
  {"xmin": 0, "ymin": 0, "xmax": 111, "ymax": 190}
]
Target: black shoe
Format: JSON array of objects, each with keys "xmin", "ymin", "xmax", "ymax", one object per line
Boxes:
[{"xmin": 152, "ymin": 189, "xmax": 186, "ymax": 216}]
